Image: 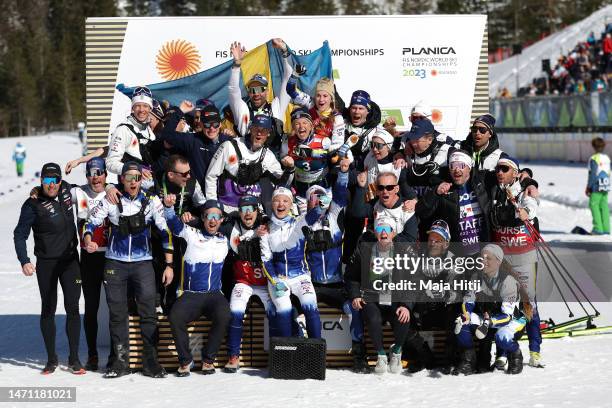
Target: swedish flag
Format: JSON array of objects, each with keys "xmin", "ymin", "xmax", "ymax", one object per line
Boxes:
[{"xmin": 117, "ymin": 40, "xmax": 333, "ymax": 116}]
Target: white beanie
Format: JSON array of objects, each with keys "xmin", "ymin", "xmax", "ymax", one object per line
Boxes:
[
  {"xmin": 131, "ymin": 86, "xmax": 153, "ymax": 109},
  {"xmin": 482, "ymin": 244, "xmax": 504, "ymax": 262},
  {"xmin": 449, "ymin": 150, "xmax": 474, "ymax": 168},
  {"xmin": 411, "ymin": 100, "xmax": 432, "ymax": 117},
  {"xmin": 371, "ymin": 129, "xmax": 394, "ymax": 146},
  {"xmin": 272, "ymin": 187, "xmax": 293, "ymax": 201},
  {"xmin": 305, "ymin": 185, "xmax": 330, "ymax": 200}
]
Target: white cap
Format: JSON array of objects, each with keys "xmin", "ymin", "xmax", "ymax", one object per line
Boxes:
[
  {"xmin": 272, "ymin": 187, "xmax": 293, "ymax": 201},
  {"xmin": 482, "ymin": 244, "xmax": 504, "ymax": 262},
  {"xmin": 371, "ymin": 129, "xmax": 394, "ymax": 145}
]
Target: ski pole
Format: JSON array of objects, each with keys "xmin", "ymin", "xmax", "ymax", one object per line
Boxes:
[
  {"xmin": 503, "ymin": 188, "xmax": 576, "ymax": 316},
  {"xmin": 524, "ymin": 220, "xmax": 599, "ymax": 316}
]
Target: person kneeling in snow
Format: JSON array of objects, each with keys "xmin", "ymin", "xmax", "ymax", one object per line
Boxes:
[{"xmin": 454, "ymin": 244, "xmax": 527, "ymax": 375}]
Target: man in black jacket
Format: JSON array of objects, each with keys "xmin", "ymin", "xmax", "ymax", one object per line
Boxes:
[
  {"xmin": 13, "ymin": 163, "xmax": 84, "ymax": 375},
  {"xmin": 158, "ymin": 101, "xmax": 231, "ymax": 192}
]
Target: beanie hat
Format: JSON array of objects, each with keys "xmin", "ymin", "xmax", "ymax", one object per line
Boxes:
[
  {"xmin": 371, "ymin": 128, "xmax": 394, "ymax": 146},
  {"xmin": 251, "ymin": 114, "xmax": 272, "ymax": 130},
  {"xmin": 121, "ymin": 161, "xmax": 142, "ymax": 175},
  {"xmin": 350, "ymin": 90, "xmax": 371, "ymax": 110},
  {"xmin": 290, "ymin": 107, "xmax": 313, "ymax": 123},
  {"xmin": 151, "ymin": 100, "xmax": 165, "ymax": 120},
  {"xmin": 86, "ymin": 157, "xmax": 106, "ymax": 173},
  {"xmin": 427, "ymin": 219, "xmax": 451, "ymax": 242},
  {"xmin": 200, "ymin": 105, "xmax": 221, "ymax": 124},
  {"xmin": 272, "ymin": 187, "xmax": 293, "ymax": 201},
  {"xmin": 315, "ymin": 78, "xmax": 335, "ymax": 102},
  {"xmin": 474, "ymin": 114, "xmax": 496, "ymax": 132},
  {"xmin": 131, "ymin": 86, "xmax": 153, "ymax": 108},
  {"xmin": 449, "ymin": 150, "xmax": 474, "ymax": 168},
  {"xmin": 497, "ymin": 156, "xmax": 520, "ymax": 172},
  {"xmin": 482, "ymin": 244, "xmax": 504, "ymax": 262}
]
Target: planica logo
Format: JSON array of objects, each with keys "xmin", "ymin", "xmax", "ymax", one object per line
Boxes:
[{"xmin": 403, "ymin": 47, "xmax": 456, "ymax": 55}]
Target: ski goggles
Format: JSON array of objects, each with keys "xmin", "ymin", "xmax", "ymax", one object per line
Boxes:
[
  {"xmin": 495, "ymin": 165, "xmax": 511, "ymax": 173},
  {"xmin": 376, "ymin": 184, "xmax": 397, "ymax": 192},
  {"xmin": 123, "ymin": 174, "xmax": 142, "ymax": 182},
  {"xmin": 470, "ymin": 125, "xmax": 489, "ymax": 134},
  {"xmin": 239, "ymin": 205, "xmax": 256, "ymax": 214},
  {"xmin": 133, "ymin": 86, "xmax": 153, "ymax": 99},
  {"xmin": 87, "ymin": 168, "xmax": 105, "ymax": 177},
  {"xmin": 249, "ymin": 86, "xmax": 267, "ymax": 95},
  {"xmin": 203, "ymin": 122, "xmax": 221, "ymax": 129},
  {"xmin": 205, "ymin": 213, "xmax": 222, "ymax": 221},
  {"xmin": 374, "ymin": 225, "xmax": 393, "ymax": 234},
  {"xmin": 42, "ymin": 176, "xmax": 60, "ymax": 185},
  {"xmin": 370, "ymin": 141, "xmax": 389, "ymax": 150}
]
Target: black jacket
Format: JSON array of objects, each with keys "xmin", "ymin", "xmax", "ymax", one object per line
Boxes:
[{"xmin": 14, "ymin": 180, "xmax": 78, "ymax": 265}]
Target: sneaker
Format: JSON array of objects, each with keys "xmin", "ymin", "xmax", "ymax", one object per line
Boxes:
[
  {"xmin": 224, "ymin": 355, "xmax": 240, "ymax": 373},
  {"xmin": 68, "ymin": 359, "xmax": 86, "ymax": 375},
  {"xmin": 529, "ymin": 351, "xmax": 545, "ymax": 368},
  {"xmin": 85, "ymin": 356, "xmax": 99, "ymax": 371},
  {"xmin": 41, "ymin": 359, "xmax": 58, "ymax": 375},
  {"xmin": 374, "ymin": 354, "xmax": 388, "ymax": 375},
  {"xmin": 494, "ymin": 356, "xmax": 507, "ymax": 370},
  {"xmin": 176, "ymin": 361, "xmax": 194, "ymax": 377},
  {"xmin": 388, "ymin": 345, "xmax": 402, "ymax": 374},
  {"xmin": 201, "ymin": 361, "xmax": 216, "ymax": 375}
]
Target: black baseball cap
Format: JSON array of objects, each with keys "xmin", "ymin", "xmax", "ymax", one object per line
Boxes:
[{"xmin": 41, "ymin": 163, "xmax": 62, "ymax": 179}]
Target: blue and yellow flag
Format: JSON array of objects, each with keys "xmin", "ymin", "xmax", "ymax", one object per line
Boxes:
[{"xmin": 117, "ymin": 40, "xmax": 333, "ymax": 118}]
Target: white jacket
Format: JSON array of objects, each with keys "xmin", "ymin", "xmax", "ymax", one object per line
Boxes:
[{"xmin": 106, "ymin": 115, "xmax": 156, "ymax": 175}]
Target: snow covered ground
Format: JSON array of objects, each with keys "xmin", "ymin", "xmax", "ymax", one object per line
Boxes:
[{"xmin": 0, "ymin": 134, "xmax": 610, "ymax": 408}]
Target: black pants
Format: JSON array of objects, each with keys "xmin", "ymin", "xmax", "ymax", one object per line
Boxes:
[
  {"xmin": 342, "ymin": 216, "xmax": 365, "ymax": 264},
  {"xmin": 363, "ymin": 303, "xmax": 414, "ymax": 353},
  {"xmin": 36, "ymin": 255, "xmax": 81, "ymax": 362},
  {"xmin": 169, "ymin": 291, "xmax": 230, "ymax": 365},
  {"xmin": 80, "ymin": 250, "xmax": 106, "ymax": 358},
  {"xmin": 104, "ymin": 259, "xmax": 157, "ymax": 353}
]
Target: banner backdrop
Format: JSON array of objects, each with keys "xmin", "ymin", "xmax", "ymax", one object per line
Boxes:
[{"xmin": 97, "ymin": 16, "xmax": 487, "ymax": 143}]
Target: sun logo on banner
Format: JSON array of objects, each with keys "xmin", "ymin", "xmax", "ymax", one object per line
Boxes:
[
  {"xmin": 431, "ymin": 109, "xmax": 443, "ymax": 124},
  {"xmin": 156, "ymin": 40, "xmax": 201, "ymax": 81}
]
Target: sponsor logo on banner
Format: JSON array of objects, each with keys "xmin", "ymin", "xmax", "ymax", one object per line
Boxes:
[
  {"xmin": 263, "ymin": 315, "xmax": 351, "ymax": 351},
  {"xmin": 401, "ymin": 45, "xmax": 459, "ymax": 79}
]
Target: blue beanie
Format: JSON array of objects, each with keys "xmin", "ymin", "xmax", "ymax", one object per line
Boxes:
[
  {"xmin": 350, "ymin": 90, "xmax": 371, "ymax": 110},
  {"xmin": 474, "ymin": 114, "xmax": 496, "ymax": 131},
  {"xmin": 86, "ymin": 157, "xmax": 106, "ymax": 173},
  {"xmin": 251, "ymin": 114, "xmax": 272, "ymax": 130}
]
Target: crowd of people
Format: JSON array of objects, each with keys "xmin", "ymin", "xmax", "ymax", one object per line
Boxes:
[
  {"xmin": 15, "ymin": 38, "xmax": 547, "ymax": 379},
  {"xmin": 497, "ymin": 23, "xmax": 612, "ymax": 98}
]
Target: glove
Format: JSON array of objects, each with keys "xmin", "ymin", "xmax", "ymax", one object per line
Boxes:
[
  {"xmin": 337, "ymin": 143, "xmax": 350, "ymax": 158},
  {"xmin": 475, "ymin": 317, "xmax": 490, "ymax": 340},
  {"xmin": 295, "ymin": 64, "xmax": 307, "ymax": 76},
  {"xmin": 274, "ymin": 281, "xmax": 288, "ymax": 297}
]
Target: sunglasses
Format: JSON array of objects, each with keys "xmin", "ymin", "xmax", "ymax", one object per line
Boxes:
[
  {"xmin": 87, "ymin": 169, "xmax": 105, "ymax": 177},
  {"xmin": 205, "ymin": 213, "xmax": 222, "ymax": 221},
  {"xmin": 171, "ymin": 169, "xmax": 191, "ymax": 177},
  {"xmin": 471, "ymin": 126, "xmax": 489, "ymax": 134},
  {"xmin": 240, "ymin": 205, "xmax": 256, "ymax": 214},
  {"xmin": 203, "ymin": 122, "xmax": 221, "ymax": 129},
  {"xmin": 252, "ymin": 126, "xmax": 270, "ymax": 135},
  {"xmin": 370, "ymin": 141, "xmax": 388, "ymax": 150},
  {"xmin": 495, "ymin": 165, "xmax": 511, "ymax": 173},
  {"xmin": 42, "ymin": 176, "xmax": 60, "ymax": 185},
  {"xmin": 376, "ymin": 184, "xmax": 397, "ymax": 192},
  {"xmin": 124, "ymin": 174, "xmax": 142, "ymax": 182},
  {"xmin": 375, "ymin": 225, "xmax": 393, "ymax": 234},
  {"xmin": 249, "ymin": 86, "xmax": 267, "ymax": 95},
  {"xmin": 450, "ymin": 162, "xmax": 468, "ymax": 170}
]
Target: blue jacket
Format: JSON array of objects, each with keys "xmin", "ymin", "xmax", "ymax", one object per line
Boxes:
[
  {"xmin": 306, "ymin": 171, "xmax": 349, "ymax": 284},
  {"xmin": 165, "ymin": 206, "xmax": 228, "ymax": 293},
  {"xmin": 85, "ymin": 190, "xmax": 172, "ymax": 262}
]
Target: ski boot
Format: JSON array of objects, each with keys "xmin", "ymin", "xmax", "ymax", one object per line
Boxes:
[
  {"xmin": 224, "ymin": 355, "xmax": 240, "ymax": 373},
  {"xmin": 374, "ymin": 354, "xmax": 388, "ymax": 375},
  {"xmin": 494, "ymin": 356, "xmax": 507, "ymax": 371},
  {"xmin": 351, "ymin": 342, "xmax": 370, "ymax": 374},
  {"xmin": 476, "ymin": 340, "xmax": 494, "ymax": 373},
  {"xmin": 407, "ymin": 341, "xmax": 436, "ymax": 373},
  {"xmin": 507, "ymin": 349, "xmax": 523, "ymax": 374},
  {"xmin": 452, "ymin": 348, "xmax": 476, "ymax": 376},
  {"xmin": 529, "ymin": 351, "xmax": 545, "ymax": 368}
]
